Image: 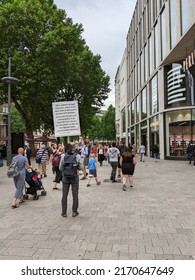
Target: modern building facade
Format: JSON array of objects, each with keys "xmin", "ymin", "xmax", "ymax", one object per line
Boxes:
[{"xmin": 115, "ymin": 0, "xmax": 195, "ymax": 159}]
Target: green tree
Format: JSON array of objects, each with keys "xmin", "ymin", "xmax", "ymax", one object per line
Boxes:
[
  {"xmin": 86, "ymin": 115, "xmax": 102, "ymax": 142},
  {"xmin": 0, "ymin": 0, "xmax": 110, "ymax": 141},
  {"xmin": 11, "ymin": 106, "xmax": 25, "ymax": 132},
  {"xmin": 101, "ymin": 105, "xmax": 116, "ymax": 141}
]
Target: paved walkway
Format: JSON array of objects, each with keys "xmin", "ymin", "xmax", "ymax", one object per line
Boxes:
[{"xmin": 0, "ymin": 156, "xmax": 195, "ymax": 260}]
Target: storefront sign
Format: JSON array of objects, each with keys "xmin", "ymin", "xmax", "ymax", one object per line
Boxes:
[
  {"xmin": 52, "ymin": 100, "xmax": 81, "ymax": 137},
  {"xmin": 183, "ymin": 50, "xmax": 195, "ymax": 71}
]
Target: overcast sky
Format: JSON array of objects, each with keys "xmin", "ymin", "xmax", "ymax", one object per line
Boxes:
[{"xmin": 53, "ymin": 0, "xmax": 137, "ymax": 108}]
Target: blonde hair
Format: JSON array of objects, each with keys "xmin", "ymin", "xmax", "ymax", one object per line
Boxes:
[{"xmin": 58, "ymin": 146, "xmax": 64, "ymax": 153}]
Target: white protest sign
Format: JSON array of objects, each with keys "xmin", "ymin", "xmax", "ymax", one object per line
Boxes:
[{"xmin": 52, "ymin": 100, "xmax": 81, "ymax": 137}]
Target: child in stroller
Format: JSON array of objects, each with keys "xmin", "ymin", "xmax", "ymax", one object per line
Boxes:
[{"xmin": 24, "ymin": 169, "xmax": 47, "ymax": 200}]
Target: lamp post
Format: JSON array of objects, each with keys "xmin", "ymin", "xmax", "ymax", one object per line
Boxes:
[{"xmin": 2, "ymin": 57, "xmax": 19, "ymax": 166}]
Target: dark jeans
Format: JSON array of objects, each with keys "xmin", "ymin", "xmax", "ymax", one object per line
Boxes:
[
  {"xmin": 110, "ymin": 162, "xmax": 118, "ymax": 181},
  {"xmin": 61, "ymin": 175, "xmax": 79, "ymax": 214}
]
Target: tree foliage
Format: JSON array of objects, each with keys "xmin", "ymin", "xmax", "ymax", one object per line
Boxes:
[
  {"xmin": 11, "ymin": 106, "xmax": 25, "ymax": 132},
  {"xmin": 87, "ymin": 105, "xmax": 116, "ymax": 142},
  {"xmin": 0, "ymin": 0, "xmax": 110, "ymax": 139}
]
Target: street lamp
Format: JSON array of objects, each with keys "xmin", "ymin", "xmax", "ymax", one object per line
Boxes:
[{"xmin": 1, "ymin": 57, "xmax": 20, "ymax": 166}]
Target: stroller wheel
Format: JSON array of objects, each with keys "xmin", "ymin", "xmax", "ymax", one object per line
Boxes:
[
  {"xmin": 41, "ymin": 190, "xmax": 47, "ymax": 196},
  {"xmin": 33, "ymin": 195, "xmax": 39, "ymax": 200},
  {"xmin": 24, "ymin": 194, "xmax": 29, "ymax": 200}
]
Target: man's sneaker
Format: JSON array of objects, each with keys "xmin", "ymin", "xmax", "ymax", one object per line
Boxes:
[
  {"xmin": 86, "ymin": 184, "xmax": 91, "ymax": 187},
  {"xmin": 81, "ymin": 176, "xmax": 86, "ymax": 180},
  {"xmin": 112, "ymin": 180, "xmax": 117, "ymax": 183},
  {"xmin": 122, "ymin": 185, "xmax": 126, "ymax": 191},
  {"xmin": 130, "ymin": 185, "xmax": 133, "ymax": 188},
  {"xmin": 44, "ymin": 174, "xmax": 47, "ymax": 177},
  {"xmin": 72, "ymin": 211, "xmax": 79, "ymax": 217},
  {"xmin": 96, "ymin": 182, "xmax": 101, "ymax": 185}
]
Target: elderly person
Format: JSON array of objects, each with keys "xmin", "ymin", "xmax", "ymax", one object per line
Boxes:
[{"xmin": 11, "ymin": 147, "xmax": 31, "ymax": 208}]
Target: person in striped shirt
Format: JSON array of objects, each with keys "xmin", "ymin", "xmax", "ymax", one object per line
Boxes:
[{"xmin": 36, "ymin": 143, "xmax": 49, "ymax": 178}]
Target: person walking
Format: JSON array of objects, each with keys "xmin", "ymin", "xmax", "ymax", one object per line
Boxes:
[
  {"xmin": 86, "ymin": 153, "xmax": 101, "ymax": 187},
  {"xmin": 152, "ymin": 144, "xmax": 159, "ymax": 162},
  {"xmin": 120, "ymin": 146, "xmax": 137, "ymax": 191},
  {"xmin": 107, "ymin": 142, "xmax": 120, "ymax": 183},
  {"xmin": 59, "ymin": 143, "xmax": 83, "ymax": 218},
  {"xmin": 11, "ymin": 147, "xmax": 31, "ymax": 208},
  {"xmin": 117, "ymin": 141, "xmax": 126, "ymax": 177},
  {"xmin": 36, "ymin": 143, "xmax": 49, "ymax": 178},
  {"xmin": 24, "ymin": 145, "xmax": 31, "ymax": 165},
  {"xmin": 97, "ymin": 144, "xmax": 104, "ymax": 166},
  {"xmin": 80, "ymin": 141, "xmax": 88, "ymax": 180},
  {"xmin": 52, "ymin": 146, "xmax": 64, "ymax": 190},
  {"xmin": 139, "ymin": 143, "xmax": 146, "ymax": 162},
  {"xmin": 186, "ymin": 143, "xmax": 192, "ymax": 164}
]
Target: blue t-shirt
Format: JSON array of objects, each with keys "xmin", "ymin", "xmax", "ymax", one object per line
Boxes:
[
  {"xmin": 88, "ymin": 158, "xmax": 96, "ymax": 170},
  {"xmin": 12, "ymin": 155, "xmax": 28, "ymax": 174}
]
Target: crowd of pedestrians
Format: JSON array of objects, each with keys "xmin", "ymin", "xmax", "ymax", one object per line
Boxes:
[{"xmin": 8, "ymin": 140, "xmax": 155, "ymax": 217}]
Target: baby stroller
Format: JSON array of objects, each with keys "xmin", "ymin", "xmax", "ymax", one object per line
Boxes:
[{"xmin": 24, "ymin": 169, "xmax": 47, "ymax": 200}]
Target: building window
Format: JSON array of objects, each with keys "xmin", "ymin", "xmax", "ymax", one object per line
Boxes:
[
  {"xmin": 144, "ymin": 42, "xmax": 149, "ymax": 82},
  {"xmin": 166, "ymin": 109, "xmax": 193, "ymax": 157},
  {"xmin": 164, "ymin": 62, "xmax": 193, "ymax": 108},
  {"xmin": 141, "ymin": 87, "xmax": 147, "ymax": 119},
  {"xmin": 161, "ymin": 8, "xmax": 167, "ymax": 61},
  {"xmin": 122, "ymin": 109, "xmax": 126, "ymax": 134},
  {"xmin": 140, "ymin": 51, "xmax": 145, "ymax": 86},
  {"xmin": 149, "ymin": 33, "xmax": 154, "ymax": 76},
  {"xmin": 136, "ymin": 95, "xmax": 140, "ymax": 122},
  {"xmin": 170, "ymin": 0, "xmax": 177, "ymax": 48},
  {"xmin": 181, "ymin": 0, "xmax": 191, "ymax": 35},
  {"xmin": 150, "ymin": 74, "xmax": 158, "ymax": 115},
  {"xmin": 154, "ymin": 22, "xmax": 160, "ymax": 68},
  {"xmin": 131, "ymin": 101, "xmax": 135, "ymax": 125},
  {"xmin": 150, "ymin": 115, "xmax": 159, "ymax": 150}
]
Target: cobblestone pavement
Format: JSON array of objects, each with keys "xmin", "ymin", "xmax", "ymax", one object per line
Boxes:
[{"xmin": 0, "ymin": 156, "xmax": 195, "ymax": 260}]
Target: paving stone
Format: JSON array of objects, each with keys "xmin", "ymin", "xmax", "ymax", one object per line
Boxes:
[
  {"xmin": 96, "ymin": 243, "xmax": 113, "ymax": 252},
  {"xmin": 101, "ymin": 252, "xmax": 119, "ymax": 260},
  {"xmin": 83, "ymin": 251, "xmax": 102, "ymax": 260},
  {"xmin": 80, "ymin": 242, "xmax": 97, "ymax": 251},
  {"xmin": 1, "ymin": 158, "xmax": 195, "ymax": 260}
]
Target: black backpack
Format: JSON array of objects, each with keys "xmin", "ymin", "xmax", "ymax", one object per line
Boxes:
[{"xmin": 63, "ymin": 153, "xmax": 78, "ymax": 177}]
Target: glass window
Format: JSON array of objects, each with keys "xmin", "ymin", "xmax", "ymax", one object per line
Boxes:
[
  {"xmin": 140, "ymin": 51, "xmax": 145, "ymax": 86},
  {"xmin": 141, "ymin": 87, "xmax": 147, "ymax": 119},
  {"xmin": 165, "ymin": 62, "xmax": 195, "ymax": 108},
  {"xmin": 122, "ymin": 109, "xmax": 126, "ymax": 133},
  {"xmin": 150, "ymin": 115, "xmax": 159, "ymax": 154},
  {"xmin": 161, "ymin": 8, "xmax": 167, "ymax": 60},
  {"xmin": 137, "ymin": 59, "xmax": 140, "ymax": 90},
  {"xmin": 166, "ymin": 109, "xmax": 193, "ymax": 157},
  {"xmin": 136, "ymin": 95, "xmax": 140, "ymax": 122},
  {"xmin": 143, "ymin": 9, "xmax": 146, "ymax": 42},
  {"xmin": 144, "ymin": 43, "xmax": 149, "ymax": 81},
  {"xmin": 131, "ymin": 101, "xmax": 135, "ymax": 125},
  {"xmin": 150, "ymin": 74, "xmax": 158, "ymax": 115},
  {"xmin": 154, "ymin": 22, "xmax": 160, "ymax": 68},
  {"xmin": 149, "ymin": 33, "xmax": 154, "ymax": 76},
  {"xmin": 170, "ymin": 0, "xmax": 177, "ymax": 48},
  {"xmin": 181, "ymin": 0, "xmax": 191, "ymax": 35}
]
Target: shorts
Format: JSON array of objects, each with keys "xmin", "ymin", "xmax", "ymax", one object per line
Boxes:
[{"xmin": 89, "ymin": 169, "xmax": 97, "ymax": 178}]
